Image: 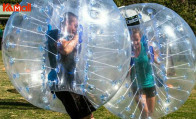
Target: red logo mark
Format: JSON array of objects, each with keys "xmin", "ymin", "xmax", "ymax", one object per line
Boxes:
[{"xmin": 3, "ymin": 3, "xmax": 31, "ymax": 12}]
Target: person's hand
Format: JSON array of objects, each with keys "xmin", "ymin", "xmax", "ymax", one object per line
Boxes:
[
  {"xmin": 56, "ymin": 39, "xmax": 69, "ymax": 55},
  {"xmin": 56, "ymin": 35, "xmax": 79, "ymax": 55}
]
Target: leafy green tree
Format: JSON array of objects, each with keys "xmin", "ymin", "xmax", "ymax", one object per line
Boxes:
[
  {"xmin": 114, "ymin": 0, "xmax": 196, "ymax": 34},
  {"xmin": 0, "ymin": 0, "xmax": 195, "ymax": 33},
  {"xmin": 0, "ymin": 0, "xmax": 21, "ymax": 4}
]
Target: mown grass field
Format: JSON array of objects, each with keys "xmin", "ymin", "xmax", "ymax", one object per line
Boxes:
[{"xmin": 0, "ymin": 50, "xmax": 195, "ymax": 119}]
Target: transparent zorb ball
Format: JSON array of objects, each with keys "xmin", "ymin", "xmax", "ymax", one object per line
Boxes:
[
  {"xmin": 104, "ymin": 3, "xmax": 196, "ymax": 119},
  {"xmin": 2, "ymin": 0, "xmax": 131, "ymax": 113}
]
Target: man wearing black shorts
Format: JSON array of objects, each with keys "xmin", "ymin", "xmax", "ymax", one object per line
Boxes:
[{"xmin": 47, "ymin": 12, "xmax": 96, "ymax": 119}]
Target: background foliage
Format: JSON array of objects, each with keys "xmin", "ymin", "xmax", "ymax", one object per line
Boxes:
[
  {"xmin": 114, "ymin": 0, "xmax": 196, "ymax": 34},
  {"xmin": 0, "ymin": 0, "xmax": 21, "ymax": 4},
  {"xmin": 0, "ymin": 0, "xmax": 196, "ymax": 34}
]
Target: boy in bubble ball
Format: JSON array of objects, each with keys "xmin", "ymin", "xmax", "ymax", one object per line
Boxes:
[{"xmin": 47, "ymin": 12, "xmax": 96, "ymax": 119}]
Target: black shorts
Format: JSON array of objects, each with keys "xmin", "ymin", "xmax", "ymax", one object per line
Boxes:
[
  {"xmin": 132, "ymin": 86, "xmax": 156, "ymax": 98},
  {"xmin": 55, "ymin": 91, "xmax": 96, "ymax": 119}
]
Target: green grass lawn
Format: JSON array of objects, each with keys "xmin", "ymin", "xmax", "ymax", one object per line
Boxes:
[{"xmin": 0, "ymin": 50, "xmax": 195, "ymax": 119}]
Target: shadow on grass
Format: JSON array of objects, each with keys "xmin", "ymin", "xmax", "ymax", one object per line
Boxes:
[
  {"xmin": 0, "ymin": 99, "xmax": 40, "ymax": 110},
  {"xmin": 7, "ymin": 89, "xmax": 19, "ymax": 94}
]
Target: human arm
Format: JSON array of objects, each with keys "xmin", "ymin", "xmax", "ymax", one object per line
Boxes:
[
  {"xmin": 126, "ymin": 57, "xmax": 134, "ymax": 78},
  {"xmin": 126, "ymin": 66, "xmax": 131, "ymax": 78},
  {"xmin": 57, "ymin": 34, "xmax": 78, "ymax": 55},
  {"xmin": 153, "ymin": 50, "xmax": 160, "ymax": 65},
  {"xmin": 148, "ymin": 45, "xmax": 160, "ymax": 65}
]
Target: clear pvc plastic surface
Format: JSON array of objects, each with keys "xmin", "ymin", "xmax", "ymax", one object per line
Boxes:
[
  {"xmin": 2, "ymin": 0, "xmax": 131, "ymax": 112},
  {"xmin": 104, "ymin": 3, "xmax": 196, "ymax": 119}
]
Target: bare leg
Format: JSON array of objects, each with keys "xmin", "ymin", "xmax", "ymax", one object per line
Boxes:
[
  {"xmin": 146, "ymin": 96, "xmax": 156, "ymax": 117},
  {"xmin": 135, "ymin": 95, "xmax": 148, "ymax": 118}
]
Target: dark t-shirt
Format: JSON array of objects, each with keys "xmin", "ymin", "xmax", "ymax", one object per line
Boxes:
[
  {"xmin": 47, "ymin": 29, "xmax": 96, "ymax": 118},
  {"xmin": 47, "ymin": 29, "xmax": 79, "ymax": 91}
]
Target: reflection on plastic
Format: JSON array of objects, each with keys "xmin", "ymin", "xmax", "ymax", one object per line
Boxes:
[
  {"xmin": 2, "ymin": 0, "xmax": 131, "ymax": 113},
  {"xmin": 105, "ymin": 3, "xmax": 196, "ymax": 119}
]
